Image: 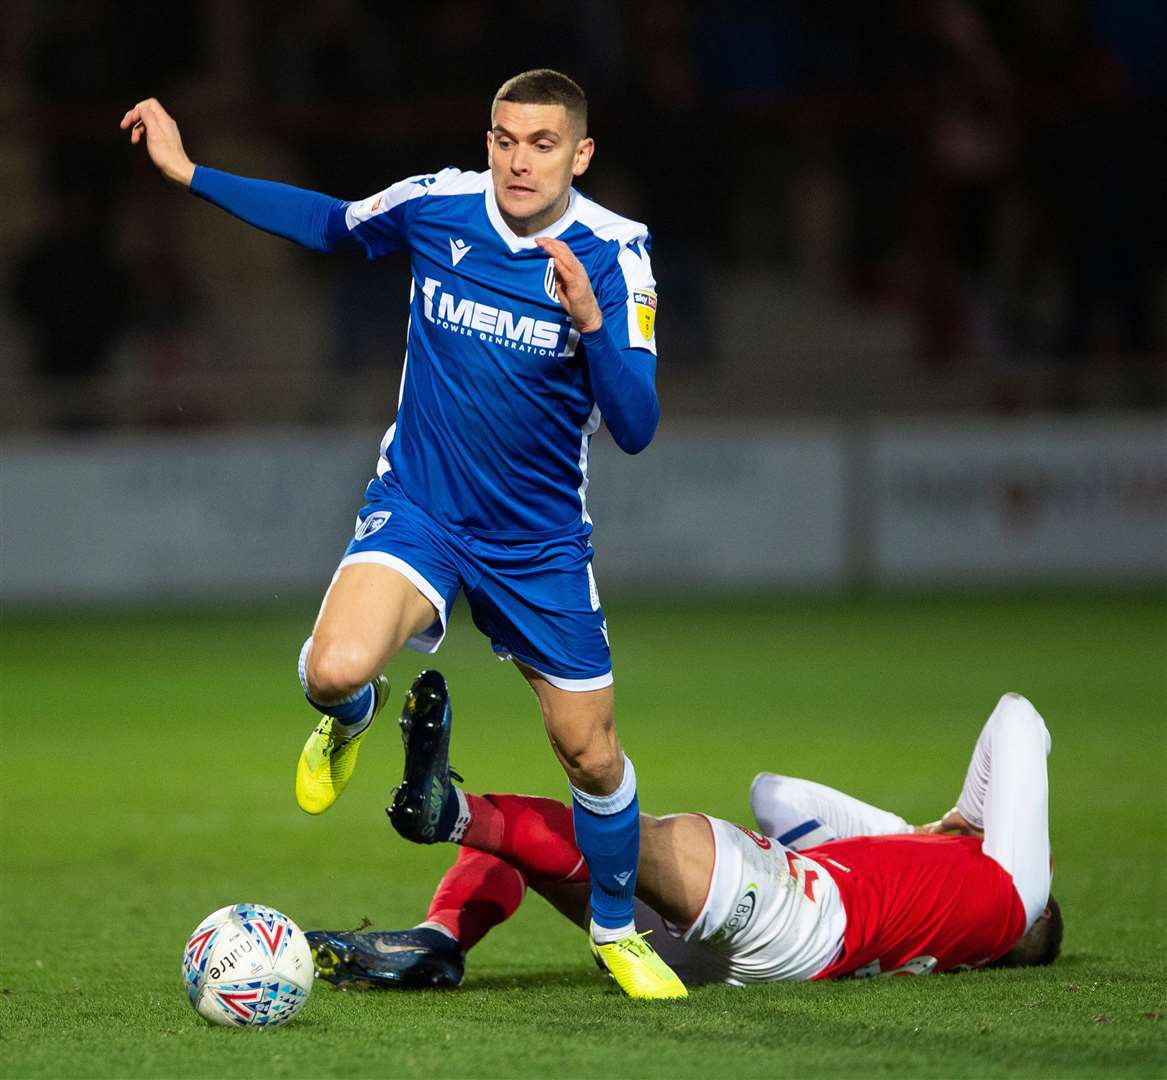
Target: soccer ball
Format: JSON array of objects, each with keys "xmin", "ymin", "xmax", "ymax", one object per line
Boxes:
[{"xmin": 182, "ymin": 903, "xmax": 314, "ymax": 1027}]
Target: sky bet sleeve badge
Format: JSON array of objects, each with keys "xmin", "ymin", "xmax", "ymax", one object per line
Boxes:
[{"xmin": 632, "ymin": 290, "xmax": 657, "ymax": 341}]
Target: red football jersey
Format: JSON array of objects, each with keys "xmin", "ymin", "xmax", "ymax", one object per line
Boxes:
[{"xmin": 806, "ymin": 834, "xmax": 1027, "ymax": 978}]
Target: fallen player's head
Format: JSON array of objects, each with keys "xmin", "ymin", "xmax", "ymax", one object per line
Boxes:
[{"xmin": 991, "ymin": 896, "xmax": 1063, "ymax": 968}]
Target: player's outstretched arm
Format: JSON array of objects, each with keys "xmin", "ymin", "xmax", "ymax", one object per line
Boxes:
[
  {"xmin": 120, "ymin": 98, "xmax": 354, "ymax": 254},
  {"xmin": 120, "ymin": 98, "xmax": 196, "ymax": 188}
]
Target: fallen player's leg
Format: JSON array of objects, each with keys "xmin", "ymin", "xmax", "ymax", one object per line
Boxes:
[
  {"xmin": 307, "ymin": 845, "xmax": 525, "ymax": 990},
  {"xmin": 749, "ymin": 773, "xmax": 914, "ymax": 849},
  {"xmin": 386, "ymin": 670, "xmax": 464, "ymax": 843},
  {"xmin": 421, "ymin": 845, "xmax": 527, "ymax": 953},
  {"xmin": 308, "ymin": 924, "xmax": 466, "ymax": 990},
  {"xmin": 953, "ymin": 692, "xmax": 1053, "ymax": 931}
]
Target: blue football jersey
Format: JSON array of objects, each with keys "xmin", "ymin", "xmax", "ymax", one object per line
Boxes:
[{"xmin": 341, "ymin": 169, "xmax": 658, "ymax": 540}]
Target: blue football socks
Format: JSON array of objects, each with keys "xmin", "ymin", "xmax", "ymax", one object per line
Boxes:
[{"xmin": 571, "ymin": 755, "xmax": 640, "ymax": 942}]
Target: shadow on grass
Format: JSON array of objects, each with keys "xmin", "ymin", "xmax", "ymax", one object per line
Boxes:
[
  {"xmin": 1046, "ymin": 953, "xmax": 1099, "ymax": 969},
  {"xmin": 307, "ymin": 968, "xmax": 601, "ymax": 997},
  {"xmin": 461, "ymin": 970, "xmax": 607, "ymax": 992}
]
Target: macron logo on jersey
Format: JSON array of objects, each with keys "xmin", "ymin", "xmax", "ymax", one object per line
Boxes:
[
  {"xmin": 449, "ymin": 237, "xmax": 471, "ymax": 266},
  {"xmin": 421, "ymin": 277, "xmax": 580, "ymax": 358}
]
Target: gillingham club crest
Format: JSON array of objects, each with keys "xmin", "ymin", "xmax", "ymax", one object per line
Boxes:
[
  {"xmin": 354, "ymin": 511, "xmax": 391, "ymax": 540},
  {"xmin": 544, "ymin": 258, "xmax": 560, "ymax": 303}
]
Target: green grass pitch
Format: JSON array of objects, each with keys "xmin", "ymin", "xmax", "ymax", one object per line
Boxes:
[{"xmin": 2, "ymin": 592, "xmax": 1164, "ymax": 1078}]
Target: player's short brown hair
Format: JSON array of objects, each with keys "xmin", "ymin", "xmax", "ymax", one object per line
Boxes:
[
  {"xmin": 492, "ymin": 69, "xmax": 588, "ymax": 137},
  {"xmin": 991, "ymin": 895, "xmax": 1063, "ymax": 968}
]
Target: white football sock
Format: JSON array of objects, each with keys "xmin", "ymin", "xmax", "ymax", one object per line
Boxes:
[
  {"xmin": 590, "ymin": 918, "xmax": 636, "ymax": 945},
  {"xmin": 750, "ymin": 773, "xmax": 912, "ymax": 848}
]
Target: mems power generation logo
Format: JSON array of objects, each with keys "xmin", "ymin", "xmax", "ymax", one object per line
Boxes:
[{"xmin": 421, "ymin": 277, "xmax": 580, "ymax": 358}]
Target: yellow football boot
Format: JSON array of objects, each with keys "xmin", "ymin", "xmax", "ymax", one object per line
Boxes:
[
  {"xmin": 295, "ymin": 674, "xmax": 390, "ymax": 814},
  {"xmin": 591, "ymin": 931, "xmax": 688, "ymax": 1000}
]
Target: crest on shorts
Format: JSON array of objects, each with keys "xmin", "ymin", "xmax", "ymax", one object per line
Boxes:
[
  {"xmin": 632, "ymin": 289, "xmax": 657, "ymax": 340},
  {"xmin": 354, "ymin": 511, "xmax": 391, "ymax": 540}
]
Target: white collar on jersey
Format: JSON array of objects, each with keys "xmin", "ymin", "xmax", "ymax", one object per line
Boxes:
[{"xmin": 484, "ymin": 181, "xmax": 579, "ymax": 253}]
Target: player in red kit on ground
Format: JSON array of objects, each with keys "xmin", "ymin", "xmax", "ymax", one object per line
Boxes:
[{"xmin": 307, "ymin": 692, "xmax": 1060, "ymax": 989}]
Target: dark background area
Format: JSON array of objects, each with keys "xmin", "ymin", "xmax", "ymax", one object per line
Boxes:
[{"xmin": 2, "ymin": 0, "xmax": 1164, "ymax": 430}]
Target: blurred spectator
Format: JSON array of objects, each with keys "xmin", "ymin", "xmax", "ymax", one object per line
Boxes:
[
  {"xmin": 621, "ymin": 2, "xmax": 716, "ymax": 366},
  {"xmin": 1, "ymin": 0, "xmax": 1162, "ymax": 427},
  {"xmin": 116, "ymin": 176, "xmax": 205, "ymax": 425},
  {"xmin": 11, "ymin": 181, "xmax": 129, "ymax": 393},
  {"xmin": 1006, "ymin": 0, "xmax": 1163, "ymax": 405},
  {"xmin": 903, "ymin": 0, "xmax": 1016, "ymax": 363},
  {"xmin": 260, "ymin": 0, "xmax": 405, "ymax": 189}
]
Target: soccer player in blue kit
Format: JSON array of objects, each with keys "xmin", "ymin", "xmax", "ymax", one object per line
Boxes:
[{"xmin": 121, "ymin": 69, "xmax": 685, "ymax": 998}]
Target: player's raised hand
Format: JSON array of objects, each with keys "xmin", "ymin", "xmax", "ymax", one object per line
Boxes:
[
  {"xmin": 120, "ymin": 98, "xmax": 196, "ymax": 189},
  {"xmin": 534, "ymin": 236, "xmax": 603, "ymax": 334}
]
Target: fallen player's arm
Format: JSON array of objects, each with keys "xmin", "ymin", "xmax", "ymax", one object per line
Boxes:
[{"xmin": 121, "ymin": 97, "xmax": 353, "ymax": 253}]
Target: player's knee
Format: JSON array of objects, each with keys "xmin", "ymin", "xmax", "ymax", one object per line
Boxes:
[
  {"xmin": 750, "ymin": 772, "xmax": 791, "ymax": 805},
  {"xmin": 303, "ymin": 639, "xmax": 378, "ymax": 702},
  {"xmin": 997, "ymin": 691, "xmax": 1036, "ymax": 715},
  {"xmin": 563, "ymin": 738, "xmax": 623, "ymax": 793},
  {"xmin": 749, "ymin": 772, "xmax": 795, "ymax": 832},
  {"xmin": 992, "ymin": 693, "xmax": 1051, "ymax": 749},
  {"xmin": 574, "ymin": 743, "xmax": 623, "ymax": 788}
]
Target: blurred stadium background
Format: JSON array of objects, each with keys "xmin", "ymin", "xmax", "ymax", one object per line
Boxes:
[{"xmin": 1, "ymin": 0, "xmax": 1164, "ymax": 606}]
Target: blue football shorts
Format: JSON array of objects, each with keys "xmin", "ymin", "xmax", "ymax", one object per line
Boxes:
[{"xmin": 337, "ymin": 475, "xmax": 612, "ymax": 691}]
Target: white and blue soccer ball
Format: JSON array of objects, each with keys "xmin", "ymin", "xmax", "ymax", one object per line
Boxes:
[{"xmin": 182, "ymin": 903, "xmax": 314, "ymax": 1027}]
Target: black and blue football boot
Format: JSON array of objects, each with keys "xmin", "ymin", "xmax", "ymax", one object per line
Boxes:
[
  {"xmin": 386, "ymin": 670, "xmax": 463, "ymax": 844},
  {"xmin": 306, "ymin": 927, "xmax": 464, "ymax": 990}
]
